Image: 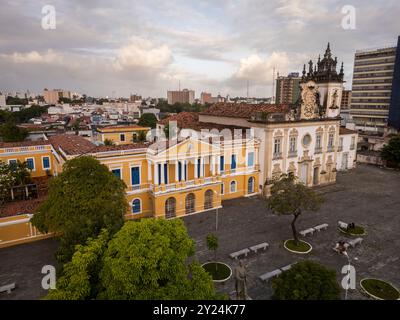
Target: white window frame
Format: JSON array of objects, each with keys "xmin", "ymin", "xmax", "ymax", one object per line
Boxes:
[
  {"xmin": 8, "ymin": 159, "xmax": 17, "ymax": 165},
  {"xmin": 111, "ymin": 167, "xmax": 122, "ymax": 180},
  {"xmin": 130, "ymin": 165, "xmax": 141, "ymax": 186},
  {"xmin": 25, "ymin": 157, "xmax": 35, "ymax": 171},
  {"xmin": 230, "ymin": 180, "xmax": 237, "ymax": 193},
  {"xmin": 131, "ymin": 198, "xmax": 142, "ymax": 214},
  {"xmin": 247, "ymin": 151, "xmax": 255, "ymax": 168},
  {"xmin": 42, "ymin": 156, "xmax": 51, "ymax": 170}
]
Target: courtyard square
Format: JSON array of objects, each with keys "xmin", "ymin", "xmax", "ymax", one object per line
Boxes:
[{"xmin": 0, "ymin": 164, "xmax": 399, "ymax": 300}]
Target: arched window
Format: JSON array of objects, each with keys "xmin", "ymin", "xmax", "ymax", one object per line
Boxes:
[
  {"xmin": 132, "ymin": 199, "xmax": 141, "ymax": 214},
  {"xmin": 230, "ymin": 181, "xmax": 237, "ymax": 193},
  {"xmin": 185, "ymin": 193, "xmax": 195, "ymax": 214},
  {"xmin": 165, "ymin": 197, "xmax": 176, "ymax": 219},
  {"xmin": 247, "ymin": 177, "xmax": 255, "ymax": 194},
  {"xmin": 204, "ymin": 190, "xmax": 213, "ymax": 210}
]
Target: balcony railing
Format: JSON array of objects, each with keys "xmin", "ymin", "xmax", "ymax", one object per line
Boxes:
[
  {"xmin": 273, "ymin": 152, "xmax": 282, "ymax": 160},
  {"xmin": 288, "ymin": 151, "xmax": 297, "ymax": 158},
  {"xmin": 314, "ymin": 147, "xmax": 322, "ymax": 154},
  {"xmin": 350, "ymin": 144, "xmax": 355, "ymax": 150},
  {"xmin": 327, "ymin": 146, "xmax": 335, "ymax": 152}
]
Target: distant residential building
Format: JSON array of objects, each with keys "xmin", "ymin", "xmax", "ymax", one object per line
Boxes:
[
  {"xmin": 130, "ymin": 94, "xmax": 142, "ymax": 102},
  {"xmin": 350, "ymin": 36, "xmax": 400, "ymax": 132},
  {"xmin": 275, "ymin": 72, "xmax": 301, "ymax": 104},
  {"xmin": 200, "ymin": 92, "xmax": 212, "ymax": 104},
  {"xmin": 167, "ymin": 89, "xmax": 195, "ymax": 105},
  {"xmin": 0, "ymin": 93, "xmax": 6, "ymax": 109},
  {"xmin": 341, "ymin": 90, "xmax": 352, "ymax": 110},
  {"xmin": 96, "ymin": 125, "xmax": 151, "ymax": 145},
  {"xmin": 43, "ymin": 89, "xmax": 71, "ymax": 104}
]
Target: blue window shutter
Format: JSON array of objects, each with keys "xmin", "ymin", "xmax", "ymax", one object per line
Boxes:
[
  {"xmin": 184, "ymin": 162, "xmax": 187, "ymax": 181},
  {"xmin": 178, "ymin": 161, "xmax": 182, "ymax": 181},
  {"xmin": 248, "ymin": 152, "xmax": 254, "ymax": 167},
  {"xmin": 112, "ymin": 169, "xmax": 121, "ymax": 179},
  {"xmin": 220, "ymin": 156, "xmax": 224, "ymax": 172},
  {"xmin": 197, "ymin": 158, "xmax": 201, "ymax": 177},
  {"xmin": 164, "ymin": 163, "xmax": 168, "ymax": 184},
  {"xmin": 157, "ymin": 164, "xmax": 162, "ymax": 185},
  {"xmin": 131, "ymin": 167, "xmax": 140, "ymax": 185},
  {"xmin": 231, "ymin": 154, "xmax": 236, "ymax": 169},
  {"xmin": 42, "ymin": 157, "xmax": 50, "ymax": 169},
  {"xmin": 132, "ymin": 199, "xmax": 141, "ymax": 213},
  {"xmin": 27, "ymin": 158, "xmax": 34, "ymax": 170}
]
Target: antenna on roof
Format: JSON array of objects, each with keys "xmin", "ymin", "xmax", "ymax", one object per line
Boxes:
[{"xmin": 272, "ymin": 66, "xmax": 276, "ymax": 104}]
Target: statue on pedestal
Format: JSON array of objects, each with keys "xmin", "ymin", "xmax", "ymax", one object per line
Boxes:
[{"xmin": 234, "ymin": 260, "xmax": 247, "ymax": 300}]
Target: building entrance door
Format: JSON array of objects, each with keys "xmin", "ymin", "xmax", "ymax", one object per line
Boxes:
[
  {"xmin": 313, "ymin": 167, "xmax": 319, "ymax": 185},
  {"xmin": 299, "ymin": 163, "xmax": 308, "ymax": 185},
  {"xmin": 341, "ymin": 153, "xmax": 348, "ymax": 170}
]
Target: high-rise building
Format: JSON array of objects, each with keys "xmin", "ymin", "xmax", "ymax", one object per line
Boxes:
[
  {"xmin": 43, "ymin": 89, "xmax": 71, "ymax": 104},
  {"xmin": 200, "ymin": 92, "xmax": 212, "ymax": 104},
  {"xmin": 341, "ymin": 90, "xmax": 352, "ymax": 110},
  {"xmin": 167, "ymin": 89, "xmax": 195, "ymax": 105},
  {"xmin": 275, "ymin": 72, "xmax": 301, "ymax": 104},
  {"xmin": 350, "ymin": 36, "xmax": 400, "ymax": 132}
]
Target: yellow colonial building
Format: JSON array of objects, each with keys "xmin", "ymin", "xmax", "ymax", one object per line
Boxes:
[{"xmin": 96, "ymin": 125, "xmax": 151, "ymax": 145}]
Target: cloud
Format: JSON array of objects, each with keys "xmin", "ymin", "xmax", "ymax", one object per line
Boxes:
[{"xmin": 113, "ymin": 38, "xmax": 173, "ymax": 70}]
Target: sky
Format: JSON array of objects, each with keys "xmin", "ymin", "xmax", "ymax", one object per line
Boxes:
[{"xmin": 0, "ymin": 0, "xmax": 399, "ymax": 98}]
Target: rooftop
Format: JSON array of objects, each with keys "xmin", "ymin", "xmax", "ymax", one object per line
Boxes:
[
  {"xmin": 339, "ymin": 127, "xmax": 358, "ymax": 135},
  {"xmin": 48, "ymin": 134, "xmax": 96, "ymax": 155},
  {"xmin": 97, "ymin": 125, "xmax": 150, "ymax": 133},
  {"xmin": 200, "ymin": 103, "xmax": 290, "ymax": 119}
]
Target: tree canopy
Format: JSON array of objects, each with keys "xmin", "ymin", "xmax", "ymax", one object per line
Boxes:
[
  {"xmin": 381, "ymin": 135, "xmax": 400, "ymax": 168},
  {"xmin": 46, "ymin": 219, "xmax": 220, "ymax": 300},
  {"xmin": 138, "ymin": 113, "xmax": 157, "ymax": 129},
  {"xmin": 272, "ymin": 260, "xmax": 341, "ymax": 300},
  {"xmin": 0, "ymin": 122, "xmax": 28, "ymax": 142},
  {"xmin": 99, "ymin": 219, "xmax": 219, "ymax": 300},
  {"xmin": 32, "ymin": 156, "xmax": 127, "ymax": 263},
  {"xmin": 267, "ymin": 174, "xmax": 323, "ymax": 244}
]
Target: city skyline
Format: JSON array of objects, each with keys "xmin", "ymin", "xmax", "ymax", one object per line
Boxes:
[{"xmin": 0, "ymin": 1, "xmax": 399, "ymax": 98}]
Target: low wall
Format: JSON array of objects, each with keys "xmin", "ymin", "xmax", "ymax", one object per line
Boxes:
[{"xmin": 0, "ymin": 214, "xmax": 53, "ymax": 249}]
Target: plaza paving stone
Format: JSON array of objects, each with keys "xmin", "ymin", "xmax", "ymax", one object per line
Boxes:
[{"xmin": 0, "ymin": 164, "xmax": 399, "ymax": 300}]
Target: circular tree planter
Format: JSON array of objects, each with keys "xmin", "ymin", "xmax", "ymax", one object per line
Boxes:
[
  {"xmin": 360, "ymin": 278, "xmax": 400, "ymax": 300},
  {"xmin": 284, "ymin": 239, "xmax": 312, "ymax": 254},
  {"xmin": 202, "ymin": 262, "xmax": 232, "ymax": 283},
  {"xmin": 338, "ymin": 225, "xmax": 366, "ymax": 236}
]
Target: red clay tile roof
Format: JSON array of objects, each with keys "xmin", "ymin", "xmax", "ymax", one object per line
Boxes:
[
  {"xmin": 159, "ymin": 112, "xmax": 199, "ymax": 127},
  {"xmin": 339, "ymin": 127, "xmax": 358, "ymax": 135},
  {"xmin": 93, "ymin": 143, "xmax": 151, "ymax": 152},
  {"xmin": 48, "ymin": 134, "xmax": 96, "ymax": 155},
  {"xmin": 0, "ymin": 139, "xmax": 51, "ymax": 148},
  {"xmin": 200, "ymin": 103, "xmax": 290, "ymax": 118}
]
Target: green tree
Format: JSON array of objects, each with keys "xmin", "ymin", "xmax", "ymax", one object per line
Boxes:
[
  {"xmin": 45, "ymin": 229, "xmax": 110, "ymax": 300},
  {"xmin": 267, "ymin": 174, "xmax": 323, "ymax": 245},
  {"xmin": 103, "ymin": 138, "xmax": 115, "ymax": 146},
  {"xmin": 0, "ymin": 122, "xmax": 28, "ymax": 142},
  {"xmin": 10, "ymin": 160, "xmax": 32, "ymax": 185},
  {"xmin": 272, "ymin": 260, "xmax": 341, "ymax": 300},
  {"xmin": 99, "ymin": 219, "xmax": 219, "ymax": 300},
  {"xmin": 0, "ymin": 161, "xmax": 15, "ymax": 206},
  {"xmin": 138, "ymin": 113, "xmax": 157, "ymax": 129},
  {"xmin": 206, "ymin": 233, "xmax": 218, "ymax": 263},
  {"xmin": 381, "ymin": 135, "xmax": 400, "ymax": 168},
  {"xmin": 137, "ymin": 130, "xmax": 147, "ymax": 142},
  {"xmin": 32, "ymin": 156, "xmax": 127, "ymax": 263}
]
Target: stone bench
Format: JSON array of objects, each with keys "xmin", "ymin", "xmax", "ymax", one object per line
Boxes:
[
  {"xmin": 348, "ymin": 237, "xmax": 363, "ymax": 248},
  {"xmin": 229, "ymin": 248, "xmax": 250, "ymax": 259},
  {"xmin": 338, "ymin": 221, "xmax": 348, "ymax": 229},
  {"xmin": 314, "ymin": 223, "xmax": 329, "ymax": 232},
  {"xmin": 259, "ymin": 269, "xmax": 282, "ymax": 282},
  {"xmin": 299, "ymin": 228, "xmax": 315, "ymax": 237},
  {"xmin": 0, "ymin": 283, "xmax": 15, "ymax": 294},
  {"xmin": 249, "ymin": 242, "xmax": 269, "ymax": 254},
  {"xmin": 280, "ymin": 264, "xmax": 294, "ymax": 272}
]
